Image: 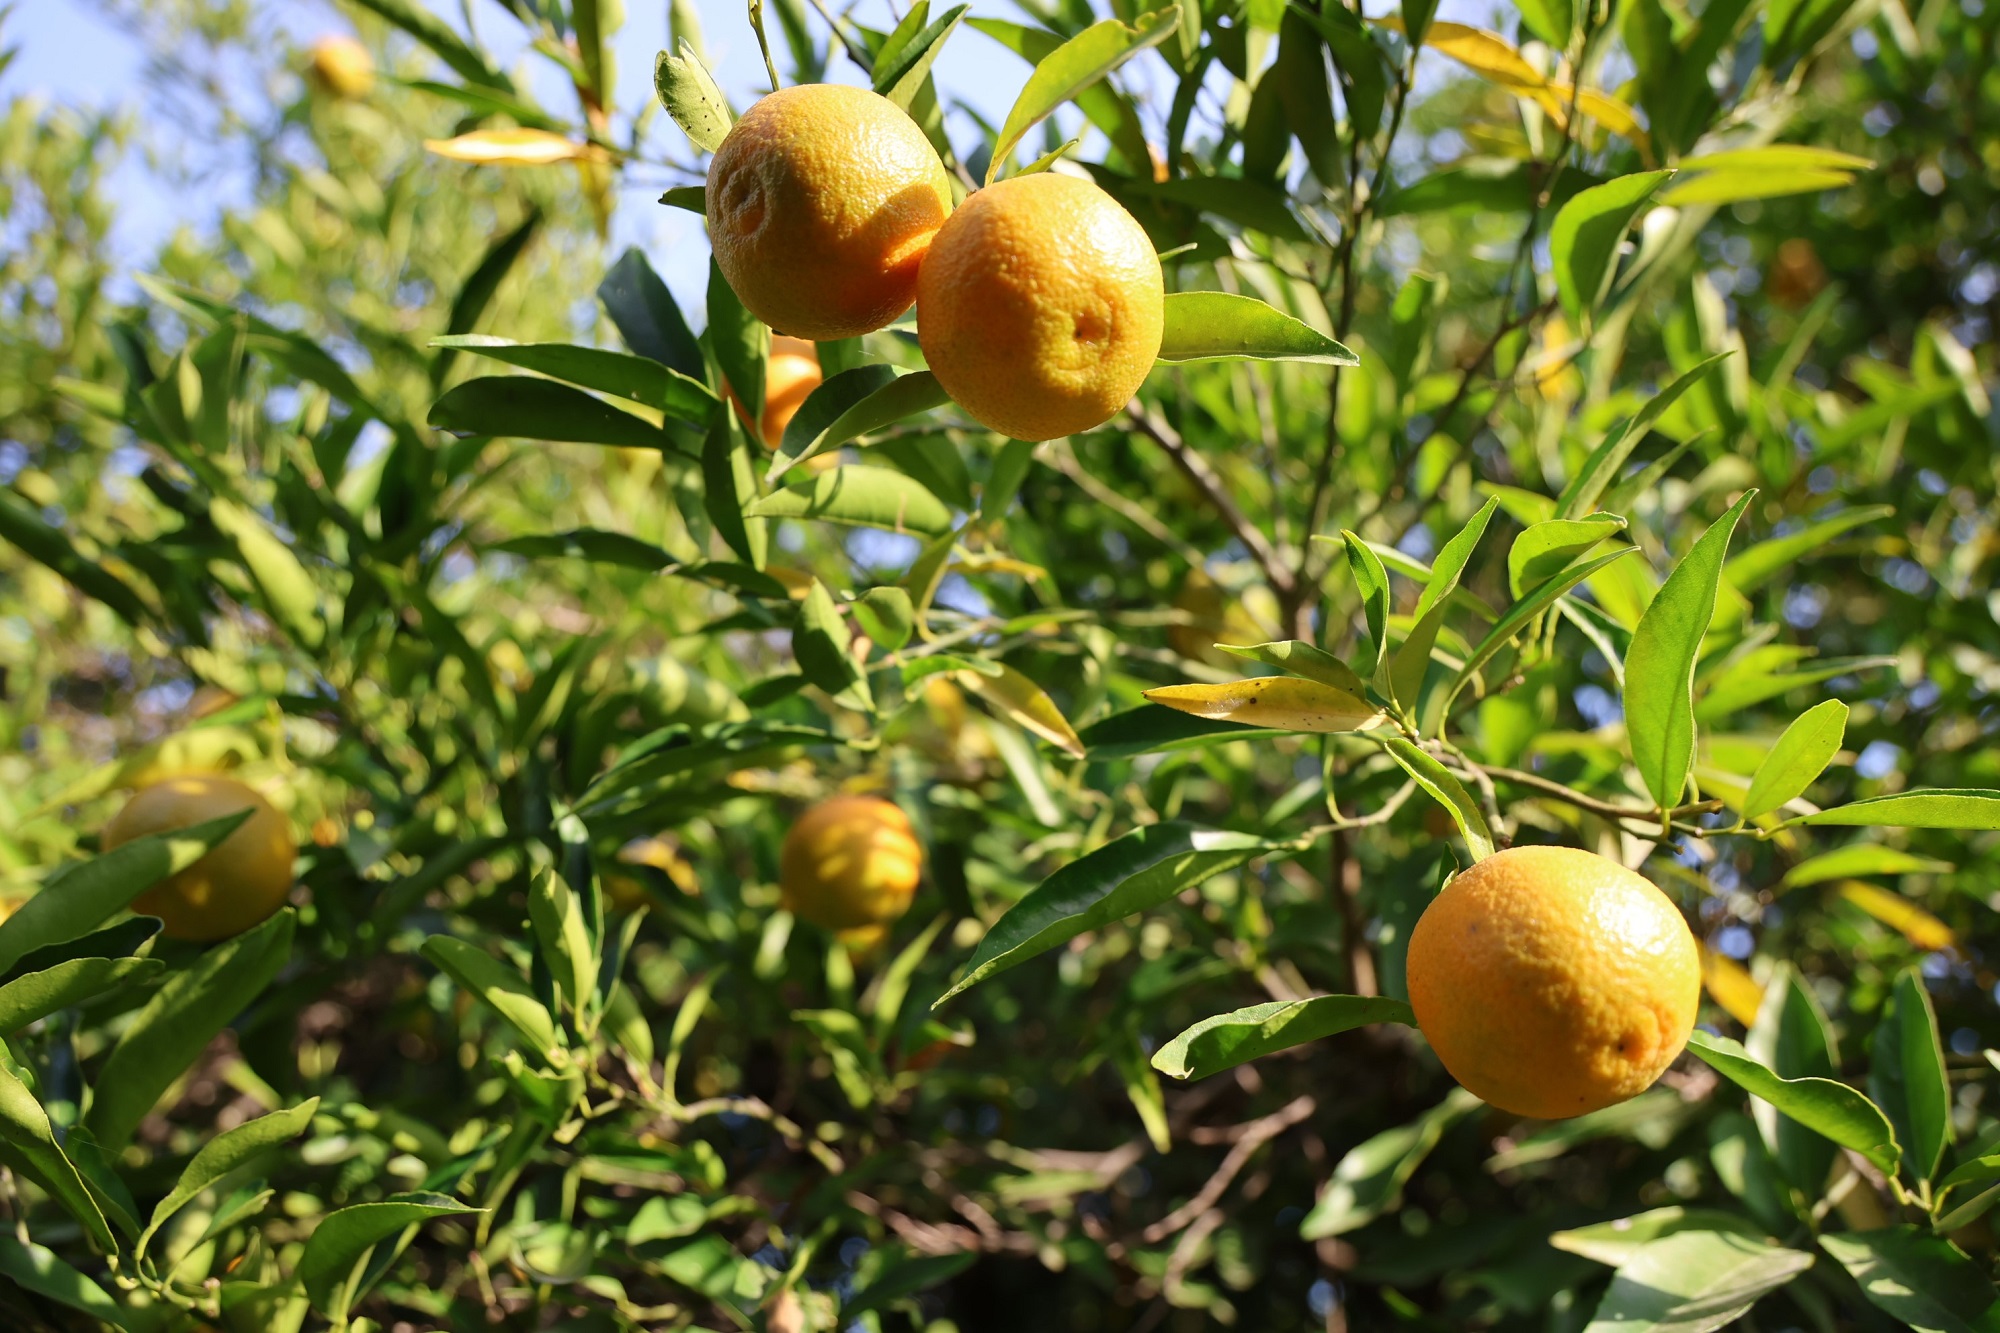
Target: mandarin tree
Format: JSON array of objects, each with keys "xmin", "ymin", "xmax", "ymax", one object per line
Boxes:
[{"xmin": 3, "ymin": 0, "xmax": 2000, "ymax": 1330}]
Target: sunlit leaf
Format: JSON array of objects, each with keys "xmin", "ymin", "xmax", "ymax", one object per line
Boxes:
[
  {"xmin": 1152, "ymin": 995, "xmax": 1414, "ymax": 1080},
  {"xmin": 1157, "ymin": 292, "xmax": 1356, "ymax": 364},
  {"xmin": 1301, "ymin": 1088, "xmax": 1480, "ymax": 1238},
  {"xmin": 986, "ymin": 8, "xmax": 1179, "ymax": 182},
  {"xmin": 1143, "ymin": 677, "xmax": 1383, "ymax": 733},
  {"xmin": 1741, "ymin": 699, "xmax": 1847, "ymax": 820},
  {"xmin": 1550, "ymin": 170, "xmax": 1674, "ymax": 325},
  {"xmin": 1818, "ymin": 1228, "xmax": 2000, "ymax": 1333},
  {"xmin": 1684, "ymin": 1030, "xmax": 1898, "ymax": 1174},
  {"xmin": 423, "ymin": 128, "xmax": 603, "ymax": 166}
]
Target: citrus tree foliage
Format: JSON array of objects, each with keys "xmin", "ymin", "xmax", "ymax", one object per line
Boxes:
[{"xmin": 3, "ymin": 0, "xmax": 2000, "ymax": 1330}]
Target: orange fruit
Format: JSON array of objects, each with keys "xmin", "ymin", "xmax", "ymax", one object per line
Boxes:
[
  {"xmin": 726, "ymin": 336, "xmax": 822, "ymax": 448},
  {"xmin": 307, "ymin": 35, "xmax": 374, "ymax": 99},
  {"xmin": 917, "ymin": 172, "xmax": 1163, "ymax": 441},
  {"xmin": 706, "ymin": 84, "xmax": 953, "ymax": 340},
  {"xmin": 779, "ymin": 796, "xmax": 922, "ymax": 932},
  {"xmin": 103, "ymin": 774, "xmax": 297, "ymax": 942},
  {"xmin": 1406, "ymin": 845, "xmax": 1699, "ymax": 1120}
]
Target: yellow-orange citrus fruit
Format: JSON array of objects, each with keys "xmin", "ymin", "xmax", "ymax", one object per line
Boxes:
[
  {"xmin": 779, "ymin": 796, "xmax": 922, "ymax": 932},
  {"xmin": 707, "ymin": 84, "xmax": 953, "ymax": 340},
  {"xmin": 1406, "ymin": 845, "xmax": 1699, "ymax": 1120},
  {"xmin": 917, "ymin": 172, "xmax": 1163, "ymax": 441},
  {"xmin": 103, "ymin": 774, "xmax": 297, "ymax": 942},
  {"xmin": 308, "ymin": 35, "xmax": 374, "ymax": 99},
  {"xmin": 726, "ymin": 336, "xmax": 823, "ymax": 448}
]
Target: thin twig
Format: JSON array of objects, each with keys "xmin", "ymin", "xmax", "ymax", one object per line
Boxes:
[
  {"xmin": 1042, "ymin": 438, "xmax": 1209, "ymax": 569},
  {"xmin": 1143, "ymin": 1096, "xmax": 1316, "ymax": 1242},
  {"xmin": 1124, "ymin": 400, "xmax": 1296, "ymax": 595}
]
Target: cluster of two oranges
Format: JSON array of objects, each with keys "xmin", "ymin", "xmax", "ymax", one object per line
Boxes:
[{"xmin": 705, "ymin": 83, "xmax": 1165, "ymax": 444}]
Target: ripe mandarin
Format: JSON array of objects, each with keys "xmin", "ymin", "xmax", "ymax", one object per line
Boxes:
[
  {"xmin": 917, "ymin": 172, "xmax": 1163, "ymax": 441},
  {"xmin": 103, "ymin": 774, "xmax": 297, "ymax": 942},
  {"xmin": 1406, "ymin": 845, "xmax": 1699, "ymax": 1120},
  {"xmin": 727, "ymin": 336, "xmax": 823, "ymax": 448},
  {"xmin": 779, "ymin": 795, "xmax": 923, "ymax": 932},
  {"xmin": 308, "ymin": 35, "xmax": 374, "ymax": 100},
  {"xmin": 707, "ymin": 84, "xmax": 953, "ymax": 340}
]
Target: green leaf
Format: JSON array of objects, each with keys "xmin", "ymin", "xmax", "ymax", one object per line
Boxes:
[
  {"xmin": 1550, "ymin": 170, "xmax": 1674, "ymax": 325},
  {"xmin": 874, "ymin": 3, "xmax": 969, "ymax": 109},
  {"xmin": 1509, "ymin": 515, "xmax": 1627, "ymax": 598},
  {"xmin": 986, "ymin": 8, "xmax": 1180, "ymax": 181},
  {"xmin": 1156, "ymin": 292, "xmax": 1358, "ymax": 365},
  {"xmin": 1340, "ymin": 529, "xmax": 1391, "ymax": 678},
  {"xmin": 348, "ymin": 0, "xmax": 509, "ymax": 87},
  {"xmin": 1579, "ymin": 1230, "xmax": 1815, "ymax": 1333},
  {"xmin": 1697, "ymin": 653, "xmax": 1895, "ymax": 721},
  {"xmin": 770, "ymin": 368, "xmax": 951, "ymax": 482},
  {"xmin": 1076, "ymin": 705, "xmax": 1270, "ymax": 759},
  {"xmin": 0, "ymin": 1235, "xmax": 131, "ymax": 1330},
  {"xmin": 1449, "ymin": 548, "xmax": 1635, "ymax": 710},
  {"xmin": 1623, "ymin": 491, "xmax": 1755, "ymax": 811},
  {"xmin": 1818, "ymin": 1228, "xmax": 2000, "ymax": 1333},
  {"xmin": 1384, "ymin": 271, "xmax": 1446, "ymax": 396},
  {"xmin": 1387, "ymin": 496, "xmax": 1499, "ymax": 716},
  {"xmin": 701, "ymin": 411, "xmax": 767, "ymax": 569},
  {"xmin": 1747, "ymin": 967, "xmax": 1843, "ymax": 1193},
  {"xmin": 1152, "ymin": 995, "xmax": 1414, "ymax": 1080},
  {"xmin": 493, "ymin": 528, "xmax": 677, "ymax": 570},
  {"xmin": 83, "ymin": 909, "xmax": 297, "ymax": 1150},
  {"xmin": 0, "ymin": 919, "xmax": 161, "ymax": 990},
  {"xmin": 428, "ymin": 376, "xmax": 678, "ymax": 450},
  {"xmin": 747, "ymin": 465, "xmax": 954, "ymax": 537},
  {"xmin": 936, "ymin": 823, "xmax": 1292, "ymax": 1004},
  {"xmin": 0, "ymin": 810, "xmax": 249, "ymax": 973},
  {"xmin": 653, "ymin": 40, "xmax": 733, "ymax": 152},
  {"xmin": 1660, "ymin": 166, "xmax": 1855, "ymax": 206},
  {"xmin": 420, "ymin": 935, "xmax": 562, "ymax": 1060},
  {"xmin": 1125, "ymin": 174, "xmax": 1312, "ymax": 243},
  {"xmin": 208, "ymin": 498, "xmax": 324, "ymax": 649},
  {"xmin": 1870, "ymin": 968, "xmax": 1952, "ymax": 1183},
  {"xmin": 1723, "ymin": 505, "xmax": 1893, "ymax": 595},
  {"xmin": 1780, "ymin": 845, "xmax": 1953, "ymax": 890},
  {"xmin": 1551, "ymin": 1207, "xmax": 1771, "ymax": 1268},
  {"xmin": 1740, "ymin": 699, "xmax": 1848, "ymax": 820},
  {"xmin": 1793, "ymin": 789, "xmax": 2000, "ymax": 830},
  {"xmin": 971, "ymin": 20, "xmax": 1152, "ymax": 170},
  {"xmin": 528, "ymin": 871, "xmax": 599, "ymax": 1019},
  {"xmin": 0, "ymin": 956, "xmax": 162, "ymax": 1034},
  {"xmin": 138, "ymin": 1099, "xmax": 319, "ymax": 1258},
  {"xmin": 1289, "ymin": 3, "xmax": 1385, "ymax": 139},
  {"xmin": 845, "ymin": 1251, "xmax": 977, "ymax": 1320},
  {"xmin": 792, "ymin": 579, "xmax": 873, "ymax": 711},
  {"xmin": 659, "ymin": 184, "xmax": 706, "ymax": 213},
  {"xmin": 429, "ymin": 336, "xmax": 716, "ymax": 424},
  {"xmin": 1380, "ymin": 737, "xmax": 1495, "ymax": 861},
  {"xmin": 433, "ymin": 209, "xmax": 542, "ymax": 386},
  {"xmin": 1113, "ymin": 1027, "xmax": 1172, "ymax": 1150},
  {"xmin": 1300, "ymin": 1088, "xmax": 1481, "ymax": 1238},
  {"xmin": 0, "ymin": 489, "xmax": 152, "ymax": 626},
  {"xmin": 1555, "ymin": 355, "xmax": 1730, "ymax": 519},
  {"xmin": 1213, "ymin": 640, "xmax": 1367, "ymax": 693},
  {"xmin": 1683, "ymin": 1030, "xmax": 1898, "ymax": 1174},
  {"xmin": 599, "ymin": 248, "xmax": 707, "ymax": 379},
  {"xmin": 707, "ymin": 255, "xmax": 768, "ymax": 422},
  {"xmin": 853, "ymin": 586, "xmax": 915, "ymax": 651},
  {"xmin": 297, "ymin": 1193, "xmax": 481, "ymax": 1320},
  {"xmin": 0, "ymin": 1059, "xmax": 117, "ymax": 1254}
]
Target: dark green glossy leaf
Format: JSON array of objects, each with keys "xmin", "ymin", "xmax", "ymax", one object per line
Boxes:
[
  {"xmin": 428, "ymin": 376, "xmax": 677, "ymax": 450},
  {"xmin": 1153, "ymin": 995, "xmax": 1414, "ymax": 1079},
  {"xmin": 1870, "ymin": 968, "xmax": 1950, "ymax": 1184},
  {"xmin": 1818, "ymin": 1228, "xmax": 2000, "ymax": 1333},
  {"xmin": 1684, "ymin": 1030, "xmax": 1898, "ymax": 1174}
]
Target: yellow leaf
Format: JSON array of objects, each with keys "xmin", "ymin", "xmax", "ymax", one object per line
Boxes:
[
  {"xmin": 1143, "ymin": 678, "xmax": 1385, "ymax": 733},
  {"xmin": 1700, "ymin": 945, "xmax": 1763, "ymax": 1028},
  {"xmin": 423, "ymin": 128, "xmax": 605, "ymax": 166},
  {"xmin": 1834, "ymin": 880, "xmax": 1956, "ymax": 952},
  {"xmin": 1378, "ymin": 19, "xmax": 1646, "ymax": 153},
  {"xmin": 957, "ymin": 662, "xmax": 1085, "ymax": 758}
]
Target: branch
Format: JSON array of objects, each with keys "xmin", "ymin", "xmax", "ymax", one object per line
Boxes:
[
  {"xmin": 1478, "ymin": 763, "xmax": 1726, "ymax": 824},
  {"xmin": 1124, "ymin": 400, "xmax": 1296, "ymax": 595},
  {"xmin": 1141, "ymin": 1095, "xmax": 1316, "ymax": 1242}
]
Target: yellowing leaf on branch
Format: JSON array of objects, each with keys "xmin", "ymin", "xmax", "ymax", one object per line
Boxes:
[
  {"xmin": 1700, "ymin": 945, "xmax": 1764, "ymax": 1028},
  {"xmin": 1143, "ymin": 678, "xmax": 1385, "ymax": 733},
  {"xmin": 957, "ymin": 662, "xmax": 1086, "ymax": 758},
  {"xmin": 424, "ymin": 128, "xmax": 607, "ymax": 166},
  {"xmin": 1375, "ymin": 19, "xmax": 1648, "ymax": 159},
  {"xmin": 1834, "ymin": 880, "xmax": 1955, "ymax": 951}
]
